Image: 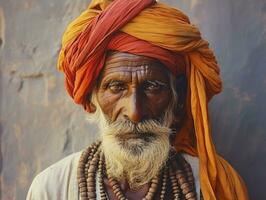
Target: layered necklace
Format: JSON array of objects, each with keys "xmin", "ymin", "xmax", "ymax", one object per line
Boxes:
[{"xmin": 77, "ymin": 141, "xmax": 198, "ymax": 200}]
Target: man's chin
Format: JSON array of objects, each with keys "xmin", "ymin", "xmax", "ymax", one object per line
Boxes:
[
  {"xmin": 116, "ymin": 136, "xmax": 156, "ymax": 155},
  {"xmin": 120, "ymin": 141, "xmax": 147, "ymax": 156}
]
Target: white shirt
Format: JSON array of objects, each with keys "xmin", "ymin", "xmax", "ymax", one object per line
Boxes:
[{"xmin": 27, "ymin": 152, "xmax": 200, "ymax": 200}]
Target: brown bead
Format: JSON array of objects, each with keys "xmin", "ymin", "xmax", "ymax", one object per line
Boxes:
[
  {"xmin": 183, "ymin": 185, "xmax": 193, "ymax": 194},
  {"xmin": 87, "ymin": 172, "xmax": 95, "ymax": 177},
  {"xmin": 185, "ymin": 192, "xmax": 196, "ymax": 199},
  {"xmin": 87, "ymin": 181, "xmax": 94, "ymax": 187},
  {"xmin": 146, "ymin": 193, "xmax": 153, "ymax": 200},
  {"xmin": 88, "ymin": 166, "xmax": 97, "ymax": 173},
  {"xmin": 77, "ymin": 171, "xmax": 85, "ymax": 177},
  {"xmin": 171, "ymin": 180, "xmax": 178, "ymax": 186},
  {"xmin": 78, "ymin": 177, "xmax": 86, "ymax": 182},
  {"xmin": 117, "ymin": 193, "xmax": 124, "ymax": 199},
  {"xmin": 176, "ymin": 171, "xmax": 185, "ymax": 178},
  {"xmin": 80, "ymin": 191, "xmax": 87, "ymax": 197},
  {"xmin": 86, "ymin": 179, "xmax": 94, "ymax": 185},
  {"xmin": 87, "ymin": 192, "xmax": 96, "ymax": 198},
  {"xmin": 79, "ymin": 187, "xmax": 87, "ymax": 193},
  {"xmin": 90, "ymin": 160, "xmax": 98, "ymax": 165},
  {"xmin": 180, "ymin": 182, "xmax": 190, "ymax": 190},
  {"xmin": 148, "ymin": 186, "xmax": 156, "ymax": 193},
  {"xmin": 151, "ymin": 178, "xmax": 158, "ymax": 184},
  {"xmin": 113, "ymin": 187, "xmax": 121, "ymax": 194},
  {"xmin": 78, "ymin": 182, "xmax": 86, "ymax": 188},
  {"xmin": 113, "ymin": 184, "xmax": 120, "ymax": 190},
  {"xmin": 109, "ymin": 180, "xmax": 117, "ymax": 187},
  {"xmin": 87, "ymin": 185, "xmax": 95, "ymax": 191},
  {"xmin": 172, "ymin": 185, "xmax": 179, "ymax": 190},
  {"xmin": 178, "ymin": 177, "xmax": 187, "ymax": 185}
]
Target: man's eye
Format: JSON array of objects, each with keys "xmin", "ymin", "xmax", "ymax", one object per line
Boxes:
[
  {"xmin": 144, "ymin": 80, "xmax": 167, "ymax": 92},
  {"xmin": 108, "ymin": 82, "xmax": 126, "ymax": 93}
]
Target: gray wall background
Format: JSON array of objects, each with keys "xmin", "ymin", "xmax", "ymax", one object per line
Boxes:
[{"xmin": 0, "ymin": 0, "xmax": 265, "ymax": 199}]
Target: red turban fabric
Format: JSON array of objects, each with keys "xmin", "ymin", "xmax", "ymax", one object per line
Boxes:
[{"xmin": 57, "ymin": 0, "xmax": 249, "ymax": 199}]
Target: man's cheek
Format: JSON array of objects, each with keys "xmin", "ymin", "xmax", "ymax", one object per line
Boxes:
[
  {"xmin": 98, "ymin": 94, "xmax": 123, "ymax": 119},
  {"xmin": 147, "ymin": 104, "xmax": 167, "ymax": 119},
  {"xmin": 147, "ymin": 96, "xmax": 171, "ymax": 116}
]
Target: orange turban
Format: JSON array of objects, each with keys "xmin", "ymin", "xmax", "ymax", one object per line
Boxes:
[{"xmin": 57, "ymin": 0, "xmax": 249, "ymax": 199}]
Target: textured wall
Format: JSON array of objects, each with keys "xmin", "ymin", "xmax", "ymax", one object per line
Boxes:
[{"xmin": 0, "ymin": 0, "xmax": 265, "ymax": 199}]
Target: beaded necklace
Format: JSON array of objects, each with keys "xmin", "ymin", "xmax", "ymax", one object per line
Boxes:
[{"xmin": 77, "ymin": 141, "xmax": 198, "ymax": 200}]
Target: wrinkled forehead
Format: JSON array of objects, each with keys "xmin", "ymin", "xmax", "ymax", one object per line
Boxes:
[{"xmin": 102, "ymin": 51, "xmax": 170, "ymax": 77}]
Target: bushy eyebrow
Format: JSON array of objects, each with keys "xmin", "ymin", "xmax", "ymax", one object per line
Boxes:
[
  {"xmin": 100, "ymin": 76, "xmax": 127, "ymax": 86},
  {"xmin": 146, "ymin": 80, "xmax": 167, "ymax": 86},
  {"xmin": 100, "ymin": 78, "xmax": 125, "ymax": 89}
]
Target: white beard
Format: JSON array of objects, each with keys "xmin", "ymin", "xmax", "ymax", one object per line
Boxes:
[{"xmin": 101, "ymin": 119, "xmax": 171, "ymax": 189}]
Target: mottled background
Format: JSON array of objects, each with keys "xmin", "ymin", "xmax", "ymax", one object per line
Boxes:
[{"xmin": 0, "ymin": 0, "xmax": 265, "ymax": 199}]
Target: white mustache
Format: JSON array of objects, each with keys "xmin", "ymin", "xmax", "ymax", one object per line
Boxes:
[{"xmin": 104, "ymin": 119, "xmax": 172, "ymax": 137}]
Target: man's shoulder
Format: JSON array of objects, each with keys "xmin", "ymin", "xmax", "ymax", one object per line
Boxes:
[
  {"xmin": 38, "ymin": 151, "xmax": 82, "ymax": 178},
  {"xmin": 26, "ymin": 151, "xmax": 82, "ymax": 200}
]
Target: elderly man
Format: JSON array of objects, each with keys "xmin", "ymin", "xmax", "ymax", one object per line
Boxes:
[{"xmin": 27, "ymin": 0, "xmax": 249, "ymax": 199}]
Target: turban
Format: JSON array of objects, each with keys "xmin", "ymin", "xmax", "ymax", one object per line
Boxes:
[{"xmin": 57, "ymin": 0, "xmax": 249, "ymax": 199}]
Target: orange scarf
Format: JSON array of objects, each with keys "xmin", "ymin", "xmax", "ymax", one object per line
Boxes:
[{"xmin": 58, "ymin": 0, "xmax": 249, "ymax": 199}]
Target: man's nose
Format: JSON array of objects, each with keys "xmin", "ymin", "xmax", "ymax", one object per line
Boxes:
[{"xmin": 123, "ymin": 90, "xmax": 143, "ymax": 123}]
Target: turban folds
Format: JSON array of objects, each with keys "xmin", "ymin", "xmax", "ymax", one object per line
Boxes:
[{"xmin": 58, "ymin": 0, "xmax": 249, "ymax": 199}]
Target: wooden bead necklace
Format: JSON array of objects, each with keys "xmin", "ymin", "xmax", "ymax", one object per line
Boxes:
[{"xmin": 77, "ymin": 141, "xmax": 198, "ymax": 200}]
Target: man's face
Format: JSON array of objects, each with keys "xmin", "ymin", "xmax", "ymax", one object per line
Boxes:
[
  {"xmin": 96, "ymin": 52, "xmax": 172, "ymax": 124},
  {"xmin": 92, "ymin": 52, "xmax": 174, "ymax": 188}
]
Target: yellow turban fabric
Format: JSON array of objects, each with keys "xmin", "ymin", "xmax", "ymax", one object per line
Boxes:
[{"xmin": 57, "ymin": 0, "xmax": 249, "ymax": 199}]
